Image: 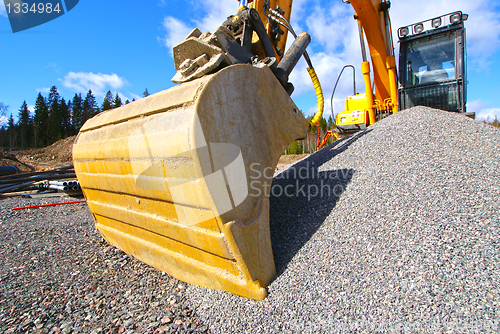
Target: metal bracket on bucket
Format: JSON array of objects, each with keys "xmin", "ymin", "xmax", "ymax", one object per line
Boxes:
[{"xmin": 172, "ymin": 26, "xmax": 254, "ymax": 83}]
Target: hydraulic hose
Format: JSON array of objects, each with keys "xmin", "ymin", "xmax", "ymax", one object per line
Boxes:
[
  {"xmin": 330, "ymin": 65, "xmax": 356, "ymax": 128},
  {"xmin": 264, "ymin": 6, "xmax": 324, "ymax": 127},
  {"xmin": 307, "ymin": 67, "xmax": 324, "ymax": 126}
]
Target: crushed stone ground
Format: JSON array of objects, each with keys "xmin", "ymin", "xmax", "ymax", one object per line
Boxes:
[{"xmin": 186, "ymin": 106, "xmax": 500, "ymax": 333}]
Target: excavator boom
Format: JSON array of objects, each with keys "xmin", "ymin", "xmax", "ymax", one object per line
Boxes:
[{"xmin": 349, "ymin": 0, "xmax": 394, "ymax": 105}]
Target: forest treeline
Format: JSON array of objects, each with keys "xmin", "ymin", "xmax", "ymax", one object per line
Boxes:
[
  {"xmin": 286, "ymin": 115, "xmax": 335, "ymax": 155},
  {"xmin": 0, "ymin": 86, "xmax": 150, "ymax": 148}
]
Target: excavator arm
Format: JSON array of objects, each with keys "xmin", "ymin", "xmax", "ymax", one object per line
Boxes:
[
  {"xmin": 250, "ymin": 0, "xmax": 293, "ymax": 60},
  {"xmin": 332, "ymin": 0, "xmax": 398, "ymax": 136},
  {"xmin": 349, "ymin": 0, "xmax": 396, "ymax": 110}
]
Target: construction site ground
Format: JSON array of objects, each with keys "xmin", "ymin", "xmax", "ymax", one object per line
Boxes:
[{"xmin": 1, "ymin": 107, "xmax": 499, "ymax": 333}]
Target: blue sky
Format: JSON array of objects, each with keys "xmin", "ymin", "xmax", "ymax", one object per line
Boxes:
[{"xmin": 1, "ymin": 0, "xmax": 500, "ymax": 127}]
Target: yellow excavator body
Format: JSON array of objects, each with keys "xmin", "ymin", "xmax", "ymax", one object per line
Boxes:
[
  {"xmin": 73, "ymin": 64, "xmax": 308, "ymax": 300},
  {"xmin": 335, "ymin": 93, "xmax": 369, "ymax": 127}
]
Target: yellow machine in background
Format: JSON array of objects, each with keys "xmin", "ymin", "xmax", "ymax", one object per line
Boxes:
[
  {"xmin": 319, "ymin": 1, "xmax": 468, "ymax": 147},
  {"xmin": 327, "ymin": 0, "xmax": 398, "ymax": 139},
  {"xmin": 328, "ymin": 1, "xmax": 469, "ymax": 140}
]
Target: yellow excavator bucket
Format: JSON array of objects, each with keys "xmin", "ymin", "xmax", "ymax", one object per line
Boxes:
[{"xmin": 73, "ymin": 64, "xmax": 308, "ymax": 300}]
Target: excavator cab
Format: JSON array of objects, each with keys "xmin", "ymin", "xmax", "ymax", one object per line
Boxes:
[{"xmin": 398, "ymin": 11, "xmax": 468, "ymax": 114}]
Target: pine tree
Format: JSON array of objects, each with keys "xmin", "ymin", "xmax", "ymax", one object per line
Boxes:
[
  {"xmin": 46, "ymin": 86, "xmax": 62, "ymax": 144},
  {"xmin": 493, "ymin": 116, "xmax": 500, "ymax": 128},
  {"xmin": 327, "ymin": 115, "xmax": 334, "ymax": 129},
  {"xmin": 7, "ymin": 114, "xmax": 16, "ymax": 147},
  {"xmin": 47, "ymin": 86, "xmax": 60, "ymax": 109},
  {"xmin": 319, "ymin": 117, "xmax": 328, "ymax": 133},
  {"xmin": 143, "ymin": 89, "xmax": 150, "ymax": 97},
  {"xmin": 114, "ymin": 93, "xmax": 122, "ymax": 108},
  {"xmin": 34, "ymin": 92, "xmax": 49, "ymax": 147},
  {"xmin": 83, "ymin": 90, "xmax": 98, "ymax": 123},
  {"xmin": 0, "ymin": 102, "xmax": 8, "ymax": 116},
  {"xmin": 60, "ymin": 98, "xmax": 71, "ymax": 138},
  {"xmin": 71, "ymin": 93, "xmax": 83, "ymax": 132},
  {"xmin": 0, "ymin": 126, "xmax": 5, "ymax": 147},
  {"xmin": 102, "ymin": 90, "xmax": 114, "ymax": 111},
  {"xmin": 17, "ymin": 101, "xmax": 31, "ymax": 148},
  {"xmin": 125, "ymin": 99, "xmax": 130, "ymax": 104},
  {"xmin": 28, "ymin": 110, "xmax": 34, "ymax": 146},
  {"xmin": 66, "ymin": 100, "xmax": 74, "ymax": 135}
]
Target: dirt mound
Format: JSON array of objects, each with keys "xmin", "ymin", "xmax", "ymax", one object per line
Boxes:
[
  {"xmin": 5, "ymin": 137, "xmax": 306, "ymax": 172},
  {"xmin": 15, "ymin": 136, "xmax": 76, "ymax": 170},
  {"xmin": 276, "ymin": 154, "xmax": 309, "ymax": 170},
  {"xmin": 0, "ymin": 149, "xmax": 33, "ymax": 173}
]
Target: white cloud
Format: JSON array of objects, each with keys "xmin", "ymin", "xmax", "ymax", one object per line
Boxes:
[
  {"xmin": 195, "ymin": 0, "xmax": 235, "ymax": 32},
  {"xmin": 305, "ymin": 3, "xmax": 353, "ymax": 53},
  {"xmin": 466, "ymin": 99, "xmax": 487, "ymax": 114},
  {"xmin": 159, "ymin": 0, "xmax": 236, "ymax": 50},
  {"xmin": 465, "ymin": 100, "xmax": 500, "ymax": 121},
  {"xmin": 36, "ymin": 87, "xmax": 51, "ymax": 94},
  {"xmin": 289, "ymin": 2, "xmax": 363, "ymax": 103},
  {"xmin": 475, "ymin": 108, "xmax": 500, "ymax": 121},
  {"xmin": 61, "ymin": 72, "xmax": 127, "ymax": 97},
  {"xmin": 159, "ymin": 16, "xmax": 194, "ymax": 50}
]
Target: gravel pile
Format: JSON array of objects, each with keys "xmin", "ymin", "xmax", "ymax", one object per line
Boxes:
[
  {"xmin": 0, "ymin": 197, "xmax": 208, "ymax": 334},
  {"xmin": 185, "ymin": 107, "xmax": 500, "ymax": 333}
]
